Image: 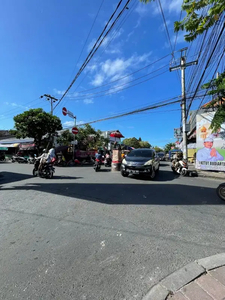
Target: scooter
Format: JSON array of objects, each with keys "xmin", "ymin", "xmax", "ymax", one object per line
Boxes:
[
  {"xmin": 12, "ymin": 155, "xmax": 28, "ymax": 163},
  {"xmin": 28, "ymin": 156, "xmax": 36, "ymax": 164},
  {"xmin": 33, "ymin": 158, "xmax": 55, "ymax": 179},
  {"xmin": 216, "ymin": 183, "xmax": 225, "ymax": 201},
  {"xmin": 171, "ymin": 159, "xmax": 188, "ymax": 176},
  {"xmin": 94, "ymin": 156, "xmax": 104, "ymax": 172},
  {"xmin": 104, "ymin": 157, "xmax": 112, "ymax": 167}
]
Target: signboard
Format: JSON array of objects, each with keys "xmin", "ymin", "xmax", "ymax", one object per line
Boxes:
[
  {"xmin": 72, "ymin": 127, "xmax": 79, "ymax": 135},
  {"xmin": 62, "ymin": 107, "xmax": 75, "ymax": 119},
  {"xmin": 196, "ymin": 111, "xmax": 225, "ymax": 171},
  {"xmin": 67, "ymin": 110, "xmax": 74, "ymax": 119},
  {"xmin": 62, "ymin": 107, "xmax": 67, "ymax": 116},
  {"xmin": 174, "ymin": 128, "xmax": 182, "ymax": 139}
]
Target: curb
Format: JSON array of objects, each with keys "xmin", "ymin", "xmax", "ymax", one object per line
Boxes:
[
  {"xmin": 142, "ymin": 253, "xmax": 225, "ymax": 300},
  {"xmin": 197, "ymin": 172, "xmax": 224, "ymax": 180}
]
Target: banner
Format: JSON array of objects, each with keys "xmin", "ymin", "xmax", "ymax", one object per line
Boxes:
[{"xmin": 196, "ymin": 111, "xmax": 225, "ymax": 171}]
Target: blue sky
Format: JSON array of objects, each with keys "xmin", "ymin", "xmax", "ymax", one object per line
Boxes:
[{"xmin": 0, "ymin": 0, "xmax": 205, "ymax": 147}]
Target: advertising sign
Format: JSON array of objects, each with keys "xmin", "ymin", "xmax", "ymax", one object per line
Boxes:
[{"xmin": 196, "ymin": 111, "xmax": 225, "ymax": 171}]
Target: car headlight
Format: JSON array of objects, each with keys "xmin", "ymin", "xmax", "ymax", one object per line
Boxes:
[
  {"xmin": 144, "ymin": 159, "xmax": 153, "ymax": 166},
  {"xmin": 122, "ymin": 159, "xmax": 127, "ymax": 165}
]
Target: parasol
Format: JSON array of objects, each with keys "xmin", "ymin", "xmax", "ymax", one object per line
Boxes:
[{"xmin": 110, "ymin": 130, "xmax": 124, "ymax": 139}]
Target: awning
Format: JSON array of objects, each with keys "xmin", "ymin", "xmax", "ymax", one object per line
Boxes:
[
  {"xmin": 0, "ymin": 143, "xmax": 19, "ymax": 148},
  {"xmin": 19, "ymin": 143, "xmax": 36, "ymax": 150}
]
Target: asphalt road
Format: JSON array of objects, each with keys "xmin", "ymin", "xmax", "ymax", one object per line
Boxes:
[{"xmin": 0, "ymin": 162, "xmax": 225, "ymax": 300}]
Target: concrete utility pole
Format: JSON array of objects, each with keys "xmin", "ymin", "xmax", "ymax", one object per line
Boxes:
[
  {"xmin": 40, "ymin": 94, "xmax": 58, "ymax": 115},
  {"xmin": 170, "ymin": 48, "xmax": 198, "ymax": 159}
]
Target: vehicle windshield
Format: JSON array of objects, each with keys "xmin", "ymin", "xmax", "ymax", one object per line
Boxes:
[
  {"xmin": 127, "ymin": 150, "xmax": 153, "ymax": 158},
  {"xmin": 157, "ymin": 153, "xmax": 164, "ymax": 157}
]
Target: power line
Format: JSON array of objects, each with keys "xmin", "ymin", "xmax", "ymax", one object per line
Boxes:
[
  {"xmin": 54, "ymin": 0, "xmax": 131, "ymax": 110},
  {"xmin": 186, "ymin": 21, "xmax": 225, "ymax": 114},
  {"xmin": 65, "ymin": 69, "xmax": 169, "ymax": 101},
  {"xmin": 67, "ymin": 53, "xmax": 171, "ymax": 95},
  {"xmin": 66, "ymin": 65, "xmax": 169, "ymax": 100},
  {"xmin": 67, "ymin": 0, "xmax": 105, "ymax": 84},
  {"xmin": 75, "ymin": 98, "xmax": 182, "ymax": 126},
  {"xmin": 56, "ymin": 1, "xmax": 138, "ymax": 113}
]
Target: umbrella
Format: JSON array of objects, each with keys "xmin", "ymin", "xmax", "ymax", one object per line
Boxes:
[{"xmin": 110, "ymin": 130, "xmax": 124, "ymax": 139}]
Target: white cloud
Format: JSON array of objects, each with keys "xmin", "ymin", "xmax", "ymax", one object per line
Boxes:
[
  {"xmin": 159, "ymin": 20, "xmax": 171, "ymax": 32},
  {"xmin": 135, "ymin": 3, "xmax": 150, "ymax": 17},
  {"xmin": 134, "ymin": 19, "xmax": 141, "ymax": 29},
  {"xmin": 4, "ymin": 101, "xmax": 29, "ymax": 110},
  {"xmin": 91, "ymin": 74, "xmax": 104, "ymax": 87},
  {"xmin": 89, "ymin": 52, "xmax": 152, "ymax": 94},
  {"xmin": 83, "ymin": 98, "xmax": 94, "ymax": 104},
  {"xmin": 164, "ymin": 32, "xmax": 185, "ymax": 48},
  {"xmin": 53, "ymin": 89, "xmax": 65, "ymax": 95},
  {"xmin": 153, "ymin": 0, "xmax": 183, "ymax": 15},
  {"xmin": 126, "ymin": 31, "xmax": 134, "ymax": 42}
]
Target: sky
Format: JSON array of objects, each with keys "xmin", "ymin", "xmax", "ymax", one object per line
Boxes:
[{"xmin": 0, "ymin": 0, "xmax": 207, "ymax": 147}]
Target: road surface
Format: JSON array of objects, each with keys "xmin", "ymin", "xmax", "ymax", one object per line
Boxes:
[{"xmin": 0, "ymin": 162, "xmax": 224, "ymax": 300}]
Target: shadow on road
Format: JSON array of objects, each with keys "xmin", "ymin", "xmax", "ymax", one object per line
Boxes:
[
  {"xmin": 0, "ymin": 172, "xmax": 31, "ymax": 185},
  {"xmin": 1, "ymin": 180, "xmax": 221, "ymax": 205},
  {"xmin": 0, "ymin": 172, "xmax": 82, "ymax": 185}
]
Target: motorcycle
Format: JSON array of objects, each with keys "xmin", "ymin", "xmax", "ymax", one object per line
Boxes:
[
  {"xmin": 28, "ymin": 156, "xmax": 36, "ymax": 164},
  {"xmin": 94, "ymin": 156, "xmax": 104, "ymax": 172},
  {"xmin": 216, "ymin": 183, "xmax": 225, "ymax": 201},
  {"xmin": 0, "ymin": 154, "xmax": 6, "ymax": 161},
  {"xmin": 12, "ymin": 155, "xmax": 28, "ymax": 163},
  {"xmin": 33, "ymin": 158, "xmax": 55, "ymax": 179},
  {"xmin": 104, "ymin": 157, "xmax": 112, "ymax": 167},
  {"xmin": 171, "ymin": 159, "xmax": 188, "ymax": 176}
]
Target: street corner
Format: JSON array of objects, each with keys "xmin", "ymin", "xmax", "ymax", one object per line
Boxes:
[{"xmin": 142, "ymin": 253, "xmax": 225, "ymax": 300}]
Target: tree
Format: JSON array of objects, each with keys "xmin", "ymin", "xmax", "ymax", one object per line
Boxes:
[
  {"xmin": 139, "ymin": 141, "xmax": 151, "ymax": 148},
  {"xmin": 57, "ymin": 130, "xmax": 74, "ymax": 146},
  {"xmin": 123, "ymin": 137, "xmax": 140, "ymax": 149},
  {"xmin": 10, "ymin": 108, "xmax": 62, "ymax": 153},
  {"xmin": 140, "ymin": 0, "xmax": 225, "ymax": 42},
  {"xmin": 123, "ymin": 137, "xmax": 151, "ymax": 148},
  {"xmin": 201, "ymin": 71, "xmax": 225, "ymax": 132},
  {"xmin": 76, "ymin": 124, "xmax": 109, "ymax": 149},
  {"xmin": 154, "ymin": 146, "xmax": 163, "ymax": 152},
  {"xmin": 164, "ymin": 143, "xmax": 176, "ymax": 153}
]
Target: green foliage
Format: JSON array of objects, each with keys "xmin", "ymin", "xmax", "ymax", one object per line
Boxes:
[
  {"xmin": 123, "ymin": 137, "xmax": 151, "ymax": 148},
  {"xmin": 174, "ymin": 0, "xmax": 225, "ymax": 41},
  {"xmin": 10, "ymin": 108, "xmax": 62, "ymax": 150},
  {"xmin": 76, "ymin": 124, "xmax": 109, "ymax": 150},
  {"xmin": 154, "ymin": 146, "xmax": 163, "ymax": 152},
  {"xmin": 164, "ymin": 143, "xmax": 176, "ymax": 153},
  {"xmin": 57, "ymin": 130, "xmax": 74, "ymax": 146},
  {"xmin": 202, "ymin": 71, "xmax": 225, "ymax": 132},
  {"xmin": 210, "ymin": 105, "xmax": 225, "ymax": 132},
  {"xmin": 140, "ymin": 0, "xmax": 225, "ymax": 42}
]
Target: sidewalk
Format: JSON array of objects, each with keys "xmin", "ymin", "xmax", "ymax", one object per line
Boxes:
[
  {"xmin": 142, "ymin": 253, "xmax": 225, "ymax": 300},
  {"xmin": 189, "ymin": 163, "xmax": 224, "ymax": 180}
]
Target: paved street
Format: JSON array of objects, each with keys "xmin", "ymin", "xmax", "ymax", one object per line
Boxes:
[{"xmin": 0, "ymin": 162, "xmax": 225, "ymax": 300}]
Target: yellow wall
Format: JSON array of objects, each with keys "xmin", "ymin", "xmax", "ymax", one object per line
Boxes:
[{"xmin": 188, "ymin": 149, "xmax": 196, "ymax": 162}]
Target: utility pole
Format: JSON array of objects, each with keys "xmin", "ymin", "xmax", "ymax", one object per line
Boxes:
[
  {"xmin": 170, "ymin": 48, "xmax": 198, "ymax": 159},
  {"xmin": 40, "ymin": 94, "xmax": 58, "ymax": 115}
]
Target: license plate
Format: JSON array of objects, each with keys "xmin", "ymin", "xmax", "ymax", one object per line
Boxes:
[{"xmin": 128, "ymin": 170, "xmax": 139, "ymax": 174}]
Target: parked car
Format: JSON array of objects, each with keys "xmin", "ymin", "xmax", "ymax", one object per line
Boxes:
[{"xmin": 121, "ymin": 148, "xmax": 160, "ymax": 179}]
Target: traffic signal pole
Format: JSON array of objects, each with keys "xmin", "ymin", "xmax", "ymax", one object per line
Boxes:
[{"xmin": 170, "ymin": 48, "xmax": 198, "ymax": 160}]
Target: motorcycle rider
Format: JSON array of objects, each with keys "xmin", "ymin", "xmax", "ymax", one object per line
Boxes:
[{"xmin": 95, "ymin": 149, "xmax": 103, "ymax": 162}]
